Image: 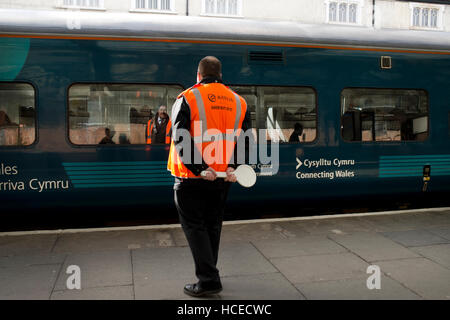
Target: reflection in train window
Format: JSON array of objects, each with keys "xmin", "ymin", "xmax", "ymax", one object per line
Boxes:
[
  {"xmin": 68, "ymin": 84, "xmax": 183, "ymax": 145},
  {"xmin": 0, "ymin": 83, "xmax": 36, "ymax": 146},
  {"xmin": 231, "ymin": 86, "xmax": 317, "ymax": 143},
  {"xmin": 341, "ymin": 88, "xmax": 428, "ymax": 142}
]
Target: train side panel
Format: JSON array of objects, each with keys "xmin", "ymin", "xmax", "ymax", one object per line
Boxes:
[{"xmin": 0, "ymin": 37, "xmax": 449, "ymax": 213}]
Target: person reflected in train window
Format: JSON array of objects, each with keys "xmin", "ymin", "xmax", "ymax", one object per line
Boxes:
[
  {"xmin": 140, "ymin": 105, "xmax": 154, "ymax": 120},
  {"xmin": 119, "ymin": 133, "xmax": 130, "ymax": 144},
  {"xmin": 99, "ymin": 127, "xmax": 115, "ymax": 144},
  {"xmin": 401, "ymin": 119, "xmax": 415, "ymax": 141},
  {"xmin": 146, "ymin": 105, "xmax": 172, "ymax": 144},
  {"xmin": 289, "ymin": 122, "xmax": 304, "ymax": 143},
  {"xmin": 129, "ymin": 107, "xmax": 140, "ymax": 124},
  {"xmin": 0, "ymin": 110, "xmax": 13, "ymax": 127}
]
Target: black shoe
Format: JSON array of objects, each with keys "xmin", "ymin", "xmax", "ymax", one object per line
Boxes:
[{"xmin": 183, "ymin": 282, "xmax": 222, "ymax": 297}]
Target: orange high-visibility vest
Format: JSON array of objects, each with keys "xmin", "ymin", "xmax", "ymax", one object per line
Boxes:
[
  {"xmin": 167, "ymin": 82, "xmax": 247, "ymax": 179},
  {"xmin": 147, "ymin": 118, "xmax": 172, "ymax": 144}
]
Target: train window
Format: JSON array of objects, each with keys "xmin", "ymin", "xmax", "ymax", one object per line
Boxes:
[
  {"xmin": 341, "ymin": 88, "xmax": 428, "ymax": 142},
  {"xmin": 231, "ymin": 86, "xmax": 317, "ymax": 143},
  {"xmin": 68, "ymin": 84, "xmax": 183, "ymax": 145},
  {"xmin": 0, "ymin": 83, "xmax": 36, "ymax": 146},
  {"xmin": 229, "ymin": 86, "xmax": 258, "ymax": 141}
]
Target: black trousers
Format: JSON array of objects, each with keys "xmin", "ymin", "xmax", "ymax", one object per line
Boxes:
[{"xmin": 174, "ymin": 182, "xmax": 229, "ymax": 286}]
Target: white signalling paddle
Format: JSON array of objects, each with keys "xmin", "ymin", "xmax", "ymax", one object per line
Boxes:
[{"xmin": 201, "ymin": 164, "xmax": 257, "ymax": 188}]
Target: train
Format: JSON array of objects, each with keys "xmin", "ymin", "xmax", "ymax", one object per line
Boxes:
[{"xmin": 0, "ymin": 8, "xmax": 449, "ymax": 227}]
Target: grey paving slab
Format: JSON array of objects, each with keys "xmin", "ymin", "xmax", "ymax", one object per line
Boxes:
[
  {"xmin": 1, "ymin": 210, "xmax": 448, "ymax": 300},
  {"xmin": 382, "ymin": 229, "xmax": 449, "ymax": 247},
  {"xmin": 400, "ymin": 212, "xmax": 450, "ymax": 228},
  {"xmin": 378, "ymin": 258, "xmax": 450, "ymax": 300},
  {"xmin": 220, "ymin": 223, "xmax": 293, "ymax": 243},
  {"xmin": 303, "ymin": 217, "xmax": 374, "ymax": 235},
  {"xmin": 421, "ymin": 211, "xmax": 450, "ymax": 226},
  {"xmin": 218, "ymin": 242, "xmax": 278, "ymax": 277},
  {"xmin": 135, "ymin": 276, "xmax": 202, "ymax": 300},
  {"xmin": 411, "ymin": 244, "xmax": 450, "ymax": 269},
  {"xmin": 0, "ymin": 234, "xmax": 57, "ymax": 256},
  {"xmin": 0, "ymin": 264, "xmax": 60, "ymax": 299},
  {"xmin": 171, "ymin": 228, "xmax": 189, "ymax": 247},
  {"xmin": 252, "ymin": 235, "xmax": 347, "ymax": 259},
  {"xmin": 329, "ymin": 232, "xmax": 420, "ymax": 262},
  {"xmin": 52, "ymin": 229, "xmax": 175, "ymax": 254},
  {"xmin": 0, "ymin": 253, "xmax": 66, "ymax": 268},
  {"xmin": 359, "ymin": 213, "xmax": 448, "ymax": 232},
  {"xmin": 133, "ymin": 242, "xmax": 277, "ymax": 299},
  {"xmin": 51, "ymin": 285, "xmax": 134, "ymax": 300},
  {"xmin": 132, "ymin": 247, "xmax": 197, "ymax": 300},
  {"xmin": 54, "ymin": 250, "xmax": 133, "ymax": 291},
  {"xmin": 277, "ymin": 218, "xmax": 372, "ymax": 236},
  {"xmin": 296, "ymin": 276, "xmax": 421, "ymax": 300},
  {"xmin": 271, "ymin": 252, "xmax": 368, "ymax": 284},
  {"xmin": 133, "ymin": 246, "xmax": 195, "ymax": 281},
  {"xmin": 133, "ymin": 242, "xmax": 277, "ymax": 280},
  {"xmin": 266, "ymin": 221, "xmax": 310, "ymax": 238},
  {"xmin": 219, "ymin": 273, "xmax": 305, "ymax": 300},
  {"xmin": 427, "ymin": 226, "xmax": 450, "ymax": 241}
]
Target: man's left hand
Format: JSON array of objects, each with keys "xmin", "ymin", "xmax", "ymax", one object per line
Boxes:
[{"xmin": 225, "ymin": 167, "xmax": 237, "ymax": 183}]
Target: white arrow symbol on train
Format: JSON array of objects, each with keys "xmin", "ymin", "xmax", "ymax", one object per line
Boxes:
[{"xmin": 296, "ymin": 158, "xmax": 303, "ymax": 170}]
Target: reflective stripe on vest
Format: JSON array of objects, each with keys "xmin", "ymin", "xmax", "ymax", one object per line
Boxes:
[
  {"xmin": 146, "ymin": 119, "xmax": 154, "ymax": 144},
  {"xmin": 190, "ymin": 88, "xmax": 242, "ymax": 143},
  {"xmin": 167, "ymin": 83, "xmax": 247, "ymax": 179}
]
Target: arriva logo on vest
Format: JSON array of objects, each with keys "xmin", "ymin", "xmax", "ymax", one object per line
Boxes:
[{"xmin": 173, "ymin": 121, "xmax": 279, "ymax": 175}]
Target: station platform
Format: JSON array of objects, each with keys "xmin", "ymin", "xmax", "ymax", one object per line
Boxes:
[{"xmin": 0, "ymin": 207, "xmax": 449, "ymax": 300}]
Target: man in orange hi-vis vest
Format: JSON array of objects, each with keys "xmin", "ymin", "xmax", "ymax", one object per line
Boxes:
[
  {"xmin": 146, "ymin": 105, "xmax": 172, "ymax": 144},
  {"xmin": 168, "ymin": 56, "xmax": 251, "ymax": 297}
]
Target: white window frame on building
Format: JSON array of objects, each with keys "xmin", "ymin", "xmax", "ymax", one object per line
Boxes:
[
  {"xmin": 130, "ymin": 0, "xmax": 176, "ymax": 14},
  {"xmin": 325, "ymin": 0, "xmax": 363, "ymax": 25},
  {"xmin": 201, "ymin": 0, "xmax": 243, "ymax": 18},
  {"xmin": 57, "ymin": 0, "xmax": 105, "ymax": 10},
  {"xmin": 409, "ymin": 2, "xmax": 444, "ymax": 31}
]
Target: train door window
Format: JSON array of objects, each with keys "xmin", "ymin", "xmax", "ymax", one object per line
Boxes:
[
  {"xmin": 231, "ymin": 86, "xmax": 317, "ymax": 143},
  {"xmin": 341, "ymin": 88, "xmax": 428, "ymax": 142},
  {"xmin": 68, "ymin": 84, "xmax": 183, "ymax": 145},
  {"xmin": 0, "ymin": 83, "xmax": 36, "ymax": 146},
  {"xmin": 228, "ymin": 85, "xmax": 258, "ymax": 141},
  {"xmin": 261, "ymin": 87, "xmax": 316, "ymax": 143}
]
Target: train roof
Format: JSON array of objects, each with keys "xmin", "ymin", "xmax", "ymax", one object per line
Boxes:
[{"xmin": 0, "ymin": 8, "xmax": 450, "ymax": 52}]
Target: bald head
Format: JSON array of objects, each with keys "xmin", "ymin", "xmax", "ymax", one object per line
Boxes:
[{"xmin": 198, "ymin": 56, "xmax": 222, "ymax": 80}]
